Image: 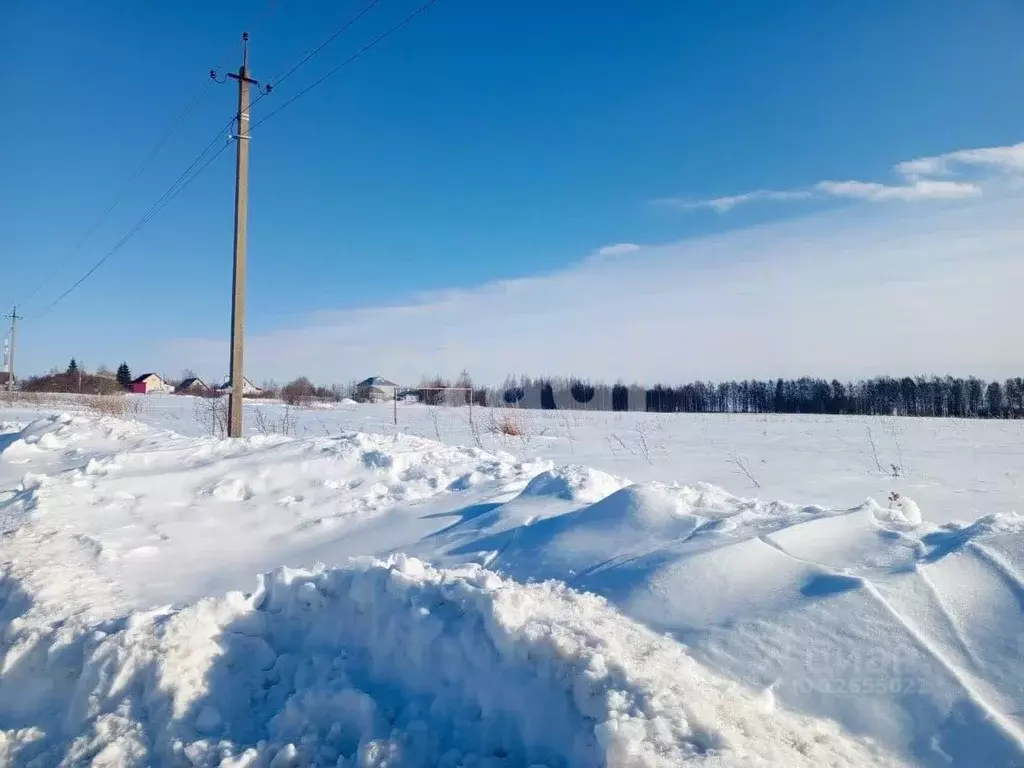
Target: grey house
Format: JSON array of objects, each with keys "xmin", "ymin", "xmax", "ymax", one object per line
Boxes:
[{"xmin": 355, "ymin": 376, "xmax": 398, "ymax": 402}]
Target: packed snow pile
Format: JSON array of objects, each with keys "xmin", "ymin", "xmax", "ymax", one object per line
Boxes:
[
  {"xmin": 0, "ymin": 413, "xmax": 548, "ymax": 614},
  {"xmin": 1, "ymin": 412, "xmax": 1023, "ymax": 766},
  {"xmin": 0, "ymin": 556, "xmax": 900, "ymax": 767},
  {"xmin": 517, "ymin": 464, "xmax": 630, "ymax": 503}
]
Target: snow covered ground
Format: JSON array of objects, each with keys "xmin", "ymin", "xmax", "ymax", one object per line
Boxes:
[
  {"xmin": 135, "ymin": 393, "xmax": 1022, "ymax": 527},
  {"xmin": 0, "ymin": 396, "xmax": 1022, "ymax": 766}
]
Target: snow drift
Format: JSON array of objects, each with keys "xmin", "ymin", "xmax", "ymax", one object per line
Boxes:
[
  {"xmin": 0, "ymin": 556, "xmax": 898, "ymax": 767},
  {"xmin": 2, "ymin": 412, "xmax": 1023, "ymax": 766}
]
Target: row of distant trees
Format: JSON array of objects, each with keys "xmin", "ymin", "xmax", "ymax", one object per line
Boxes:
[
  {"xmin": 282, "ymin": 371, "xmax": 1022, "ymax": 419},
  {"xmin": 422, "ymin": 374, "xmax": 1024, "ymax": 419},
  {"xmin": 19, "ymin": 359, "xmax": 135, "ymax": 395},
  {"xmin": 15, "ymin": 362, "xmax": 1024, "ymax": 419}
]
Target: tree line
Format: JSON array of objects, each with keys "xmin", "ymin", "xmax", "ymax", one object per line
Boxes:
[
  {"xmin": 19, "ymin": 359, "xmax": 134, "ymax": 396},
  {"xmin": 15, "ymin": 361, "xmax": 1024, "ymax": 419},
  {"xmin": 462, "ymin": 374, "xmax": 1024, "ymax": 418}
]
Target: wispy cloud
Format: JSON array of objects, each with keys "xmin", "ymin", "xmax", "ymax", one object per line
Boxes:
[
  {"xmin": 656, "ymin": 190, "xmax": 813, "ymax": 213},
  {"xmin": 896, "ymin": 142, "xmax": 1024, "ymax": 178},
  {"xmin": 661, "ymin": 140, "xmax": 1024, "ymax": 213},
  {"xmin": 163, "ymin": 194, "xmax": 1024, "ymax": 386},
  {"xmin": 593, "ymin": 243, "xmax": 641, "ymax": 257},
  {"xmin": 813, "ymin": 179, "xmax": 980, "ymax": 202}
]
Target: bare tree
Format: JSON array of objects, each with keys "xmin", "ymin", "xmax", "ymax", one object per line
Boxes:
[{"xmin": 281, "ymin": 376, "xmax": 315, "ymax": 406}]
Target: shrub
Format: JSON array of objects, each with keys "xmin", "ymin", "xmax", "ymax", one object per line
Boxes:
[
  {"xmin": 485, "ymin": 409, "xmax": 526, "ymax": 437},
  {"xmin": 418, "ymin": 376, "xmax": 450, "ymax": 406},
  {"xmin": 85, "ymin": 394, "xmax": 143, "ymax": 419},
  {"xmin": 281, "ymin": 376, "xmax": 316, "ymax": 406},
  {"xmin": 21, "ymin": 372, "xmax": 123, "ymax": 396}
]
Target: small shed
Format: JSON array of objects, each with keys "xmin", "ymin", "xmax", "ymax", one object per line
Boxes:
[
  {"xmin": 130, "ymin": 373, "xmax": 173, "ymax": 394},
  {"xmin": 355, "ymin": 376, "xmax": 398, "ymax": 403}
]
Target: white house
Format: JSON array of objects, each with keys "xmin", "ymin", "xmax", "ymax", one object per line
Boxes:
[
  {"xmin": 355, "ymin": 376, "xmax": 398, "ymax": 402},
  {"xmin": 217, "ymin": 377, "xmax": 265, "ymax": 396}
]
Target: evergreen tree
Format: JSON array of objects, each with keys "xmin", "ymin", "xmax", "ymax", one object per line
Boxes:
[
  {"xmin": 67, "ymin": 358, "xmax": 78, "ymax": 375},
  {"xmin": 116, "ymin": 362, "xmax": 132, "ymax": 389}
]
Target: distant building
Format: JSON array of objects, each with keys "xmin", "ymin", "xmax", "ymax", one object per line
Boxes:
[
  {"xmin": 175, "ymin": 377, "xmax": 209, "ymax": 394},
  {"xmin": 217, "ymin": 377, "xmax": 265, "ymax": 396},
  {"xmin": 355, "ymin": 376, "xmax": 398, "ymax": 403},
  {"xmin": 129, "ymin": 373, "xmax": 173, "ymax": 394}
]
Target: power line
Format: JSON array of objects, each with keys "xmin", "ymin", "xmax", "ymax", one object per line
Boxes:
[
  {"xmin": 265, "ymin": 0, "xmax": 384, "ymax": 90},
  {"xmin": 235, "ymin": 0, "xmax": 384, "ymax": 123},
  {"xmin": 250, "ymin": 0, "xmax": 440, "ymax": 132},
  {"xmin": 30, "ymin": 126, "xmax": 235, "ymax": 320},
  {"xmin": 22, "ymin": 0, "xmax": 439, "ymax": 331},
  {"xmin": 17, "ymin": 83, "xmax": 213, "ymax": 308},
  {"xmin": 15, "ymin": 0, "xmax": 282, "ymax": 312}
]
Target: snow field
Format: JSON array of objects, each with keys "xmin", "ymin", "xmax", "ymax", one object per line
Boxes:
[
  {"xmin": 1, "ymin": 408, "xmax": 1022, "ymax": 766},
  {"xmin": 6, "ymin": 392, "xmax": 1021, "ymax": 526},
  {"xmin": 160, "ymin": 394, "xmax": 1024, "ymax": 525}
]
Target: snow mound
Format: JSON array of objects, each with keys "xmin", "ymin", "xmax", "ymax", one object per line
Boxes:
[
  {"xmin": 928, "ymin": 511, "xmax": 1024, "ymax": 540},
  {"xmin": 1, "ymin": 413, "xmax": 153, "ymax": 458},
  {"xmin": 459, "ymin": 482, "xmax": 830, "ymax": 586},
  {"xmin": 0, "ymin": 414, "xmax": 549, "ymax": 618},
  {"xmin": 1, "ymin": 413, "xmax": 75, "ymax": 453},
  {"xmin": 868, "ymin": 496, "xmax": 923, "ymax": 527},
  {"xmin": 0, "ymin": 557, "xmax": 897, "ymax": 767},
  {"xmin": 517, "ymin": 464, "xmax": 628, "ymax": 503}
]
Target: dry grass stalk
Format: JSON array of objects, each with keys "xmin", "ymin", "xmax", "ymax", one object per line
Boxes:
[{"xmin": 485, "ymin": 410, "xmax": 524, "ymax": 437}]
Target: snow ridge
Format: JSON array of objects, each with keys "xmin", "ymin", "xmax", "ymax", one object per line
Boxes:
[{"xmin": 0, "ymin": 556, "xmax": 897, "ymax": 767}]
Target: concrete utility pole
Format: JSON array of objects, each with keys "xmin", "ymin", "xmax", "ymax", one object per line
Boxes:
[
  {"xmin": 225, "ymin": 34, "xmax": 257, "ymax": 438},
  {"xmin": 5, "ymin": 306, "xmax": 19, "ymax": 393}
]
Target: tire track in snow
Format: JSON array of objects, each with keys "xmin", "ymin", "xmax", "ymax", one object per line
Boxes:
[
  {"xmin": 860, "ymin": 580, "xmax": 1024, "ymax": 756},
  {"xmin": 968, "ymin": 541, "xmax": 1024, "ymax": 612},
  {"xmin": 757, "ymin": 532, "xmax": 834, "ymax": 571},
  {"xmin": 913, "ymin": 565, "xmax": 984, "ymax": 674},
  {"xmin": 759, "ymin": 532, "xmax": 1024, "ymax": 759}
]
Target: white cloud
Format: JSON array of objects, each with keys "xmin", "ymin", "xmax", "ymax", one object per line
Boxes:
[
  {"xmin": 896, "ymin": 142, "xmax": 1024, "ymax": 178},
  {"xmin": 163, "ymin": 194, "xmax": 1024, "ymax": 386},
  {"xmin": 593, "ymin": 243, "xmax": 641, "ymax": 257},
  {"xmin": 667, "ymin": 140, "xmax": 1020, "ymax": 213},
  {"xmin": 814, "ymin": 179, "xmax": 980, "ymax": 202},
  {"xmin": 656, "ymin": 189, "xmax": 812, "ymax": 213}
]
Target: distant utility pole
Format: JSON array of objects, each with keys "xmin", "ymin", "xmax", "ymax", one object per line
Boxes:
[
  {"xmin": 4, "ymin": 306, "xmax": 19, "ymax": 392},
  {"xmin": 219, "ymin": 33, "xmax": 259, "ymax": 438}
]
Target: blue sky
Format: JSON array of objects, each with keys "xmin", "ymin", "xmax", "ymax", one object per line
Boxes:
[{"xmin": 2, "ymin": 1, "xmax": 1023, "ymax": 384}]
